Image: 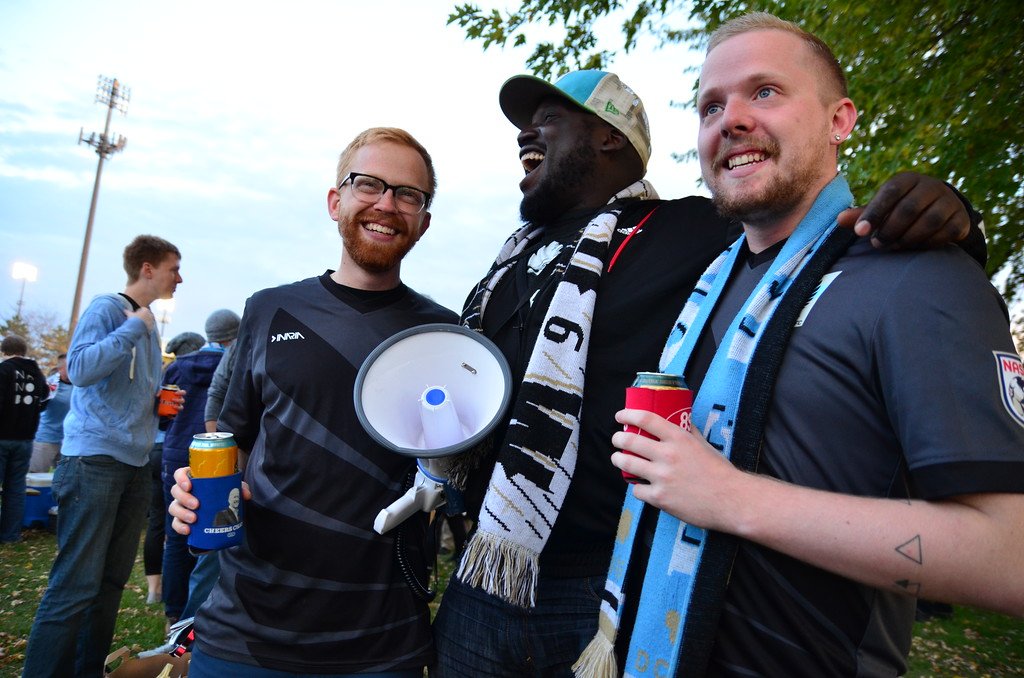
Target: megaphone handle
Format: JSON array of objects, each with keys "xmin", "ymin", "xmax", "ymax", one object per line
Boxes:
[
  {"xmin": 374, "ymin": 486, "xmax": 422, "ymax": 534},
  {"xmin": 373, "ymin": 473, "xmax": 448, "ymax": 534}
]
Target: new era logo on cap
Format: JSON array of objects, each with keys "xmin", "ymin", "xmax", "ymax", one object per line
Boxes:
[{"xmin": 499, "ymin": 69, "xmax": 652, "ymax": 170}]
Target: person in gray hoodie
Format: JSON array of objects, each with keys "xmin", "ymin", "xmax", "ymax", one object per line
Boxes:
[{"xmin": 23, "ymin": 234, "xmax": 183, "ymax": 678}]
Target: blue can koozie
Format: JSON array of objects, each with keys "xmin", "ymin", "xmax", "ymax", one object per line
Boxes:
[{"xmin": 188, "ymin": 472, "xmax": 245, "ymax": 552}]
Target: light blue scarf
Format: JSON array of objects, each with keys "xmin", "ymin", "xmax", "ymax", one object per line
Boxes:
[{"xmin": 575, "ymin": 175, "xmax": 855, "ymax": 678}]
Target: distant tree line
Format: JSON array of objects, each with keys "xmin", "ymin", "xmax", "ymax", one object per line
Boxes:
[{"xmin": 0, "ymin": 308, "xmax": 70, "ymax": 375}]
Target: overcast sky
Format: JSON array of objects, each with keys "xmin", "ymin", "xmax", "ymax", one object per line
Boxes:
[{"xmin": 0, "ymin": 0, "xmax": 708, "ymax": 344}]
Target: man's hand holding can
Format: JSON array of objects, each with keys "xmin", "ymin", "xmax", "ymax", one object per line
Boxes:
[
  {"xmin": 620, "ymin": 372, "xmax": 692, "ymax": 484},
  {"xmin": 157, "ymin": 384, "xmax": 186, "ymax": 417}
]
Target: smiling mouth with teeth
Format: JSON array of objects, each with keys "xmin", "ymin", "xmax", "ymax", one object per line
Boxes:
[
  {"xmin": 521, "ymin": 151, "xmax": 545, "ymax": 174},
  {"xmin": 727, "ymin": 151, "xmax": 768, "ymax": 170},
  {"xmin": 363, "ymin": 222, "xmax": 398, "ymax": 236}
]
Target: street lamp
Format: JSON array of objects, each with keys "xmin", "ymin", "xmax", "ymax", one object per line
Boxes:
[{"xmin": 12, "ymin": 262, "xmax": 39, "ymax": 320}]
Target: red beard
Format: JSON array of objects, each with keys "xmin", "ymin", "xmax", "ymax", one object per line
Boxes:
[{"xmin": 339, "ymin": 213, "xmax": 417, "ymax": 273}]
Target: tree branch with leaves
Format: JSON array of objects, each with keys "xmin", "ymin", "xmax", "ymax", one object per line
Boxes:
[{"xmin": 449, "ymin": 0, "xmax": 1024, "ymax": 302}]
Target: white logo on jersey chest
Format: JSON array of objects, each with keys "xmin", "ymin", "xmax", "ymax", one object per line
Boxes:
[{"xmin": 270, "ymin": 332, "xmax": 305, "ymax": 343}]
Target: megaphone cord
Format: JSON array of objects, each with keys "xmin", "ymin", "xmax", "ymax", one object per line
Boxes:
[
  {"xmin": 394, "ymin": 522, "xmax": 436, "ymax": 602},
  {"xmin": 394, "ymin": 469, "xmax": 437, "ymax": 602}
]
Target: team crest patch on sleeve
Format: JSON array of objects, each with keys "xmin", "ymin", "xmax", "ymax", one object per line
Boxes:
[{"xmin": 995, "ymin": 351, "xmax": 1024, "ymax": 428}]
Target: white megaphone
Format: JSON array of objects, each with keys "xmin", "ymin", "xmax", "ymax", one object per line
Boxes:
[{"xmin": 353, "ymin": 324, "xmax": 512, "ymax": 534}]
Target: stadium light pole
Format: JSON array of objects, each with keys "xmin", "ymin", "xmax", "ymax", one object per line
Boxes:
[
  {"xmin": 69, "ymin": 75, "xmax": 130, "ymax": 335},
  {"xmin": 11, "ymin": 261, "xmax": 39, "ymax": 321}
]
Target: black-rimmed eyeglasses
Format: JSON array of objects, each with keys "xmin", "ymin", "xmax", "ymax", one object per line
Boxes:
[{"xmin": 339, "ymin": 172, "xmax": 431, "ymax": 214}]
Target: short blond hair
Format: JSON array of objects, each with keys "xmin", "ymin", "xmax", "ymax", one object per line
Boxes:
[
  {"xmin": 335, "ymin": 127, "xmax": 436, "ymax": 206},
  {"xmin": 708, "ymin": 12, "xmax": 848, "ymax": 102}
]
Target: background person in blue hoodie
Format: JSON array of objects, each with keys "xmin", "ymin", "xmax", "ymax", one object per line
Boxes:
[
  {"xmin": 23, "ymin": 234, "xmax": 184, "ymax": 678},
  {"xmin": 159, "ymin": 308, "xmax": 239, "ymax": 627},
  {"xmin": 29, "ymin": 352, "xmax": 73, "ymax": 473}
]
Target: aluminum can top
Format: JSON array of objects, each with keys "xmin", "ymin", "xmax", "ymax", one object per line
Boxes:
[
  {"xmin": 632, "ymin": 371, "xmax": 687, "ymax": 390},
  {"xmin": 191, "ymin": 432, "xmax": 235, "ymax": 445}
]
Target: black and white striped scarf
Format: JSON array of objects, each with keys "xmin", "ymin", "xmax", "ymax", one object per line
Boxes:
[{"xmin": 451, "ymin": 179, "xmax": 658, "ymax": 607}]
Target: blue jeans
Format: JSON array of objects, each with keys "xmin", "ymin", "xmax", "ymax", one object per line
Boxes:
[
  {"xmin": 22, "ymin": 454, "xmax": 150, "ymax": 678},
  {"xmin": 143, "ymin": 443, "xmax": 165, "ymax": 576},
  {"xmin": 162, "ymin": 459, "xmax": 195, "ymax": 619},
  {"xmin": 181, "ymin": 551, "xmax": 221, "ymax": 619},
  {"xmin": 0, "ymin": 439, "xmax": 31, "ymax": 542},
  {"xmin": 189, "ymin": 645, "xmax": 423, "ymax": 678},
  {"xmin": 432, "ymin": 573, "xmax": 604, "ymax": 677}
]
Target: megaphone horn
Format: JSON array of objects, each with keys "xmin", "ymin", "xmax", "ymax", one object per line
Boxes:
[
  {"xmin": 354, "ymin": 324, "xmax": 512, "ymax": 534},
  {"xmin": 354, "ymin": 323, "xmax": 512, "ymax": 459}
]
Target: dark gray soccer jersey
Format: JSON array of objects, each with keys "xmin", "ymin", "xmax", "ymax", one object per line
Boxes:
[
  {"xmin": 706, "ymin": 240, "xmax": 1024, "ymax": 676},
  {"xmin": 197, "ymin": 273, "xmax": 457, "ymax": 673}
]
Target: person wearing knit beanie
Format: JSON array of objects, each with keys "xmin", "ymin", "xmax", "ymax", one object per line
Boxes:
[
  {"xmin": 165, "ymin": 332, "xmax": 205, "ymax": 357},
  {"xmin": 155, "ymin": 308, "xmax": 239, "ymax": 626},
  {"xmin": 204, "ymin": 309, "xmax": 240, "ymax": 344}
]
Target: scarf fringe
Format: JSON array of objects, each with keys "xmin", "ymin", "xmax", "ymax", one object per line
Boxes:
[
  {"xmin": 445, "ymin": 437, "xmax": 491, "ymax": 492},
  {"xmin": 572, "ymin": 631, "xmax": 618, "ymax": 678},
  {"xmin": 453, "ymin": 179, "xmax": 659, "ymax": 611},
  {"xmin": 456, "ymin": 531, "xmax": 539, "ymax": 607}
]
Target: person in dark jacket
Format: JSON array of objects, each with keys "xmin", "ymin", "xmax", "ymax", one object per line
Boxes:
[
  {"xmin": 159, "ymin": 309, "xmax": 240, "ymax": 624},
  {"xmin": 144, "ymin": 331, "xmax": 206, "ymax": 605},
  {"xmin": 0, "ymin": 334, "xmax": 47, "ymax": 543}
]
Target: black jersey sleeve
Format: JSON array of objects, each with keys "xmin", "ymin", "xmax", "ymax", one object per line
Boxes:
[{"xmin": 218, "ymin": 297, "xmax": 264, "ymax": 452}]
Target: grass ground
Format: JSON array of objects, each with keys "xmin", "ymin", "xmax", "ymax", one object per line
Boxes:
[{"xmin": 2, "ymin": 526, "xmax": 1022, "ymax": 677}]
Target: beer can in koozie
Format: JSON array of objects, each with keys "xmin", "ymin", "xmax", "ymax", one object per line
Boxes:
[
  {"xmin": 621, "ymin": 372, "xmax": 692, "ymax": 484},
  {"xmin": 188, "ymin": 432, "xmax": 244, "ymax": 552},
  {"xmin": 189, "ymin": 431, "xmax": 237, "ymax": 478},
  {"xmin": 157, "ymin": 385, "xmax": 181, "ymax": 417}
]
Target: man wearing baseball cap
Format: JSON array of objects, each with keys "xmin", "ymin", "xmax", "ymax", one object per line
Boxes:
[{"xmin": 431, "ymin": 69, "xmax": 986, "ymax": 676}]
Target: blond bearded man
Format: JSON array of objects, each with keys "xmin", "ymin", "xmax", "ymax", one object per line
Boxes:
[{"xmin": 170, "ymin": 128, "xmax": 457, "ymax": 677}]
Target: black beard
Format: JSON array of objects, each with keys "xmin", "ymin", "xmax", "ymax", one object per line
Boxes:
[{"xmin": 519, "ymin": 144, "xmax": 597, "ymax": 224}]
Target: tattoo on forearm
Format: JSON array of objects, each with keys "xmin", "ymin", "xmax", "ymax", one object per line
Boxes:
[
  {"xmin": 896, "ymin": 535, "xmax": 923, "ymax": 564},
  {"xmin": 893, "ymin": 535, "xmax": 924, "ymax": 595},
  {"xmin": 895, "ymin": 579, "xmax": 922, "ymax": 596}
]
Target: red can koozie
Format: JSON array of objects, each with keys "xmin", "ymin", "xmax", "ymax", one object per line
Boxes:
[
  {"xmin": 157, "ymin": 385, "xmax": 181, "ymax": 417},
  {"xmin": 621, "ymin": 372, "xmax": 692, "ymax": 484}
]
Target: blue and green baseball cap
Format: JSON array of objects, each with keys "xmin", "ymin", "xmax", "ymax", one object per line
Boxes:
[{"xmin": 499, "ymin": 70, "xmax": 652, "ymax": 169}]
